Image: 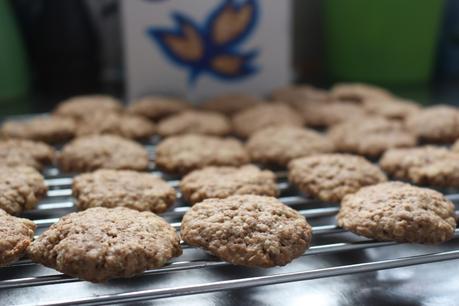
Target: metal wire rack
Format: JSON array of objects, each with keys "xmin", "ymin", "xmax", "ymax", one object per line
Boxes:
[{"xmin": 1, "ymin": 139, "xmax": 459, "ymax": 306}]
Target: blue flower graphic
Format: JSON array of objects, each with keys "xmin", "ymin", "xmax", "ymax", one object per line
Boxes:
[{"xmin": 147, "ymin": 0, "xmax": 260, "ymax": 85}]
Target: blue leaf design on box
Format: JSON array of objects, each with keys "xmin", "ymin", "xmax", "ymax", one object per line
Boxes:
[{"xmin": 147, "ymin": 0, "xmax": 260, "ymax": 85}]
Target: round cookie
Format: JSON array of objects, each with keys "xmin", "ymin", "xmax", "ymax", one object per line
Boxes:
[
  {"xmin": 363, "ymin": 98, "xmax": 420, "ymax": 120},
  {"xmin": 200, "ymin": 93, "xmax": 263, "ymax": 115},
  {"xmin": 328, "ymin": 117, "xmax": 417, "ymax": 157},
  {"xmin": 271, "ymin": 85, "xmax": 329, "ymax": 104},
  {"xmin": 58, "ymin": 135, "xmax": 149, "ymax": 172},
  {"xmin": 337, "ymin": 182, "xmax": 456, "ymax": 244},
  {"xmin": 1, "ymin": 116, "xmax": 76, "ymax": 144},
  {"xmin": 28, "ymin": 207, "xmax": 182, "ymax": 282},
  {"xmin": 73, "ymin": 169, "xmax": 176, "ymax": 213},
  {"xmin": 232, "ymin": 104, "xmax": 304, "ymax": 138},
  {"xmin": 405, "ymin": 105, "xmax": 459, "ymax": 143},
  {"xmin": 0, "ymin": 139, "xmax": 54, "ymax": 170},
  {"xmin": 76, "ymin": 112, "xmax": 156, "ymax": 140},
  {"xmin": 181, "ymin": 195, "xmax": 312, "ymax": 267},
  {"xmin": 0, "ymin": 166, "xmax": 47, "ymax": 215},
  {"xmin": 296, "ymin": 101, "xmax": 368, "ymax": 128},
  {"xmin": 288, "ymin": 154, "xmax": 387, "ymax": 203},
  {"xmin": 157, "ymin": 110, "xmax": 231, "ymax": 137},
  {"xmin": 127, "ymin": 96, "xmax": 191, "ymax": 120},
  {"xmin": 246, "ymin": 126, "xmax": 334, "ymax": 166},
  {"xmin": 0, "ymin": 209, "xmax": 35, "ymax": 266},
  {"xmin": 330, "ymin": 83, "xmax": 393, "ymax": 103},
  {"xmin": 156, "ymin": 134, "xmax": 249, "ymax": 174},
  {"xmin": 180, "ymin": 165, "xmax": 278, "ymax": 204},
  {"xmin": 380, "ymin": 146, "xmax": 459, "ymax": 187},
  {"xmin": 54, "ymin": 95, "xmax": 123, "ymax": 119}
]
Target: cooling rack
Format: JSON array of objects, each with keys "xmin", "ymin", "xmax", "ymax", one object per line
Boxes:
[{"xmin": 1, "ymin": 138, "xmax": 459, "ymax": 306}]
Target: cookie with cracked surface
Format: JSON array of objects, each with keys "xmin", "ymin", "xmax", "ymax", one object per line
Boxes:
[
  {"xmin": 28, "ymin": 207, "xmax": 181, "ymax": 282},
  {"xmin": 54, "ymin": 95, "xmax": 123, "ymax": 120},
  {"xmin": 1, "ymin": 116, "xmax": 76, "ymax": 144},
  {"xmin": 328, "ymin": 117, "xmax": 417, "ymax": 157},
  {"xmin": 181, "ymin": 195, "xmax": 312, "ymax": 267},
  {"xmin": 337, "ymin": 182, "xmax": 456, "ymax": 244},
  {"xmin": 288, "ymin": 154, "xmax": 387, "ymax": 203},
  {"xmin": 200, "ymin": 93, "xmax": 263, "ymax": 115},
  {"xmin": 76, "ymin": 112, "xmax": 156, "ymax": 140},
  {"xmin": 157, "ymin": 110, "xmax": 231, "ymax": 137},
  {"xmin": 180, "ymin": 165, "xmax": 278, "ymax": 204},
  {"xmin": 0, "ymin": 139, "xmax": 54, "ymax": 170},
  {"xmin": 0, "ymin": 166, "xmax": 47, "ymax": 215},
  {"xmin": 156, "ymin": 134, "xmax": 249, "ymax": 174},
  {"xmin": 73, "ymin": 169, "xmax": 175, "ymax": 213},
  {"xmin": 405, "ymin": 105, "xmax": 459, "ymax": 143},
  {"xmin": 58, "ymin": 135, "xmax": 149, "ymax": 172},
  {"xmin": 271, "ymin": 85, "xmax": 329, "ymax": 104},
  {"xmin": 127, "ymin": 96, "xmax": 191, "ymax": 120},
  {"xmin": 246, "ymin": 126, "xmax": 334, "ymax": 166},
  {"xmin": 380, "ymin": 146, "xmax": 459, "ymax": 187},
  {"xmin": 330, "ymin": 83, "xmax": 393, "ymax": 103},
  {"xmin": 0, "ymin": 209, "xmax": 35, "ymax": 266},
  {"xmin": 363, "ymin": 98, "xmax": 420, "ymax": 120}
]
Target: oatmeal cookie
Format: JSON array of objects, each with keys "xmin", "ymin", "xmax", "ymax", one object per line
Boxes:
[
  {"xmin": 200, "ymin": 93, "xmax": 263, "ymax": 115},
  {"xmin": 127, "ymin": 96, "xmax": 190, "ymax": 120},
  {"xmin": 54, "ymin": 95, "xmax": 122, "ymax": 119},
  {"xmin": 0, "ymin": 139, "xmax": 54, "ymax": 170}
]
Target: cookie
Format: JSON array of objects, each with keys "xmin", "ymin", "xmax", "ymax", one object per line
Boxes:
[
  {"xmin": 0, "ymin": 166, "xmax": 47, "ymax": 215},
  {"xmin": 181, "ymin": 195, "xmax": 312, "ymax": 267},
  {"xmin": 363, "ymin": 98, "xmax": 420, "ymax": 120},
  {"xmin": 127, "ymin": 96, "xmax": 191, "ymax": 120},
  {"xmin": 328, "ymin": 117, "xmax": 417, "ymax": 157},
  {"xmin": 380, "ymin": 146, "xmax": 459, "ymax": 187},
  {"xmin": 232, "ymin": 104, "xmax": 304, "ymax": 138},
  {"xmin": 58, "ymin": 135, "xmax": 149, "ymax": 172},
  {"xmin": 73, "ymin": 169, "xmax": 176, "ymax": 213},
  {"xmin": 1, "ymin": 116, "xmax": 76, "ymax": 144},
  {"xmin": 288, "ymin": 154, "xmax": 387, "ymax": 202},
  {"xmin": 28, "ymin": 207, "xmax": 181, "ymax": 282},
  {"xmin": 271, "ymin": 85, "xmax": 329, "ymax": 104},
  {"xmin": 200, "ymin": 93, "xmax": 263, "ymax": 115},
  {"xmin": 0, "ymin": 209, "xmax": 35, "ymax": 266},
  {"xmin": 330, "ymin": 83, "xmax": 393, "ymax": 103},
  {"xmin": 76, "ymin": 112, "xmax": 156, "ymax": 140},
  {"xmin": 0, "ymin": 139, "xmax": 54, "ymax": 170},
  {"xmin": 246, "ymin": 126, "xmax": 334, "ymax": 166},
  {"xmin": 295, "ymin": 101, "xmax": 368, "ymax": 128},
  {"xmin": 405, "ymin": 105, "xmax": 459, "ymax": 143},
  {"xmin": 156, "ymin": 134, "xmax": 249, "ymax": 174},
  {"xmin": 180, "ymin": 165, "xmax": 278, "ymax": 204},
  {"xmin": 337, "ymin": 182, "xmax": 456, "ymax": 244},
  {"xmin": 157, "ymin": 110, "xmax": 231, "ymax": 137},
  {"xmin": 54, "ymin": 95, "xmax": 123, "ymax": 120}
]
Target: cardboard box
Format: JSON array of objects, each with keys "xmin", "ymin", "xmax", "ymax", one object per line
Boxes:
[{"xmin": 122, "ymin": 0, "xmax": 291, "ymax": 102}]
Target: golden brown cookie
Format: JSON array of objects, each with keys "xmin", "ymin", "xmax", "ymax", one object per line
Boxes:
[
  {"xmin": 363, "ymin": 98, "xmax": 420, "ymax": 120},
  {"xmin": 157, "ymin": 110, "xmax": 231, "ymax": 137},
  {"xmin": 246, "ymin": 126, "xmax": 334, "ymax": 166},
  {"xmin": 155, "ymin": 134, "xmax": 249, "ymax": 174},
  {"xmin": 1, "ymin": 116, "xmax": 76, "ymax": 144},
  {"xmin": 0, "ymin": 209, "xmax": 35, "ymax": 266},
  {"xmin": 127, "ymin": 96, "xmax": 191, "ymax": 120},
  {"xmin": 200, "ymin": 93, "xmax": 263, "ymax": 115},
  {"xmin": 405, "ymin": 105, "xmax": 459, "ymax": 143},
  {"xmin": 328, "ymin": 117, "xmax": 417, "ymax": 157},
  {"xmin": 288, "ymin": 154, "xmax": 387, "ymax": 202},
  {"xmin": 0, "ymin": 166, "xmax": 47, "ymax": 215},
  {"xmin": 330, "ymin": 83, "xmax": 393, "ymax": 103},
  {"xmin": 0, "ymin": 139, "xmax": 54, "ymax": 170},
  {"xmin": 28, "ymin": 207, "xmax": 182, "ymax": 282},
  {"xmin": 232, "ymin": 104, "xmax": 304, "ymax": 138},
  {"xmin": 54, "ymin": 95, "xmax": 123, "ymax": 119},
  {"xmin": 180, "ymin": 165, "xmax": 278, "ymax": 204},
  {"xmin": 337, "ymin": 182, "xmax": 456, "ymax": 244},
  {"xmin": 73, "ymin": 169, "xmax": 176, "ymax": 213},
  {"xmin": 58, "ymin": 135, "xmax": 149, "ymax": 172},
  {"xmin": 181, "ymin": 195, "xmax": 312, "ymax": 267},
  {"xmin": 271, "ymin": 85, "xmax": 329, "ymax": 104},
  {"xmin": 76, "ymin": 112, "xmax": 156, "ymax": 140},
  {"xmin": 380, "ymin": 146, "xmax": 459, "ymax": 187}
]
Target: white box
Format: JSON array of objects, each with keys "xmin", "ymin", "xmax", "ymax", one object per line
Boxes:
[{"xmin": 122, "ymin": 0, "xmax": 291, "ymax": 102}]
